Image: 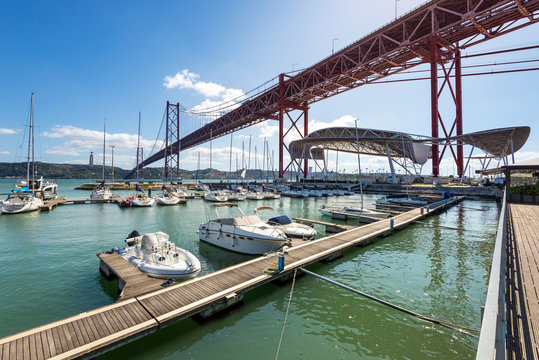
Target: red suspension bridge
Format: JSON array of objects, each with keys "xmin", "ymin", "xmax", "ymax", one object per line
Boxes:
[{"xmin": 128, "ymin": 0, "xmax": 539, "ymax": 179}]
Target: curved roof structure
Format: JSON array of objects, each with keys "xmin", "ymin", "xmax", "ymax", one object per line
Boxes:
[
  {"xmin": 289, "ymin": 127, "xmax": 431, "ymax": 165},
  {"xmin": 435, "ymin": 126, "xmax": 530, "ymax": 158},
  {"xmin": 289, "ymin": 126, "xmax": 530, "ymax": 164}
]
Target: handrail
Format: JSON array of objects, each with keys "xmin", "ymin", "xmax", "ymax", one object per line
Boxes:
[{"xmin": 476, "ymin": 190, "xmax": 507, "ymax": 359}]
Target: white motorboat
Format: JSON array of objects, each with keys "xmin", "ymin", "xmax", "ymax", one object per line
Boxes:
[
  {"xmin": 16, "ymin": 177, "xmax": 58, "ymax": 200},
  {"xmin": 117, "ymin": 231, "xmax": 201, "ymax": 279},
  {"xmin": 1, "ymin": 193, "xmax": 43, "ymax": 214},
  {"xmin": 129, "ymin": 185, "xmax": 156, "ymax": 207},
  {"xmin": 91, "ymin": 181, "xmax": 113, "ymax": 200},
  {"xmin": 268, "ymin": 192, "xmax": 281, "ymax": 199},
  {"xmin": 198, "ymin": 203, "xmax": 289, "ymax": 254},
  {"xmin": 42, "ymin": 179, "xmax": 58, "ymax": 200},
  {"xmin": 226, "ymin": 192, "xmax": 246, "ymax": 201},
  {"xmin": 245, "ymin": 191, "xmax": 265, "ymax": 200},
  {"xmin": 161, "ymin": 185, "xmax": 187, "ymax": 199},
  {"xmin": 195, "ymin": 183, "xmax": 209, "ymax": 191},
  {"xmin": 254, "ymin": 206, "xmax": 317, "ymax": 240},
  {"xmin": 319, "ymin": 205, "xmax": 389, "ymax": 218},
  {"xmin": 130, "ymin": 194, "xmax": 156, "ymax": 207},
  {"xmin": 155, "ymin": 193, "xmax": 180, "ymax": 206},
  {"xmin": 204, "ymin": 191, "xmax": 228, "ymax": 202}
]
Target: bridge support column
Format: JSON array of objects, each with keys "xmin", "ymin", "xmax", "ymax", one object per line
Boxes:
[
  {"xmin": 278, "ymin": 73, "xmax": 309, "ymax": 179},
  {"xmin": 165, "ymin": 101, "xmax": 180, "ymax": 179},
  {"xmin": 429, "ymin": 37, "xmax": 463, "ymax": 178}
]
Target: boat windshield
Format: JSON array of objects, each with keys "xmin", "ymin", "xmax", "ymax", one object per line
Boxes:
[{"xmin": 268, "ymin": 215, "xmax": 292, "ymax": 225}]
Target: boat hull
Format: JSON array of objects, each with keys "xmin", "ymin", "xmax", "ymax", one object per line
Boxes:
[
  {"xmin": 198, "ymin": 223, "xmax": 287, "ymax": 255},
  {"xmin": 156, "ymin": 197, "xmax": 180, "ymax": 205},
  {"xmin": 1, "ymin": 199, "xmax": 42, "ymax": 214}
]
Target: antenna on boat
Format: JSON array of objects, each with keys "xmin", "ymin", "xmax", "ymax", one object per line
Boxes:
[{"xmin": 354, "ymin": 119, "xmax": 364, "ymax": 209}]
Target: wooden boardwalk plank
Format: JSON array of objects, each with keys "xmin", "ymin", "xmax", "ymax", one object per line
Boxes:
[{"xmin": 507, "ymin": 203, "xmax": 539, "ymax": 360}]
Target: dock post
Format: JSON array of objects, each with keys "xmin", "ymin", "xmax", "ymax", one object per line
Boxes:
[
  {"xmin": 278, "ymin": 253, "xmax": 285, "ymax": 272},
  {"xmin": 426, "ymin": 206, "xmax": 430, "ymax": 213},
  {"xmin": 390, "ymin": 219, "xmax": 394, "ymax": 229},
  {"xmin": 420, "ymin": 207, "xmax": 424, "ymax": 214}
]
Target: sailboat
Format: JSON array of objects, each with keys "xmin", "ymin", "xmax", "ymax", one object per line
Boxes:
[
  {"xmin": 90, "ymin": 120, "xmax": 113, "ymax": 200},
  {"xmin": 1, "ymin": 93, "xmax": 44, "ymax": 214}
]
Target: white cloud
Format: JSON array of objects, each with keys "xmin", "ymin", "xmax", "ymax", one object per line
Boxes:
[
  {"xmin": 0, "ymin": 128, "xmax": 21, "ymax": 134},
  {"xmin": 43, "ymin": 125, "xmax": 163, "ymax": 152},
  {"xmin": 514, "ymin": 151, "xmax": 539, "ymax": 163},
  {"xmin": 309, "ymin": 115, "xmax": 357, "ymax": 132},
  {"xmin": 0, "ymin": 151, "xmax": 10, "ymax": 155},
  {"xmin": 46, "ymin": 148, "xmax": 81, "ymax": 156},
  {"xmin": 256, "ymin": 114, "xmax": 357, "ymax": 142},
  {"xmin": 163, "ymin": 69, "xmax": 245, "ymax": 112}
]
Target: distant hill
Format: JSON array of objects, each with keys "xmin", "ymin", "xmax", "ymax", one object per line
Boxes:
[{"xmin": 0, "ymin": 162, "xmax": 280, "ymax": 180}]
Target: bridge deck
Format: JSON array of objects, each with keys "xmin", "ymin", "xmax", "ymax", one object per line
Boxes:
[
  {"xmin": 0, "ymin": 197, "xmax": 462, "ymax": 359},
  {"xmin": 506, "ymin": 203, "xmax": 539, "ymax": 360}
]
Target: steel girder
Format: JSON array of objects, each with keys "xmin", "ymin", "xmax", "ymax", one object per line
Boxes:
[
  {"xmin": 129, "ymin": 0, "xmax": 539, "ymax": 177},
  {"xmin": 164, "ymin": 102, "xmax": 180, "ymax": 179}
]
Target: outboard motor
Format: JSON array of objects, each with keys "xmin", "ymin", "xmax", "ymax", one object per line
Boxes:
[{"xmin": 126, "ymin": 230, "xmax": 141, "ymax": 239}]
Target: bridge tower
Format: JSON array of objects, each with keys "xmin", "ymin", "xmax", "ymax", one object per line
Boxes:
[
  {"xmin": 278, "ymin": 73, "xmax": 309, "ymax": 179},
  {"xmin": 165, "ymin": 101, "xmax": 180, "ymax": 179},
  {"xmin": 429, "ymin": 37, "xmax": 463, "ymax": 178}
]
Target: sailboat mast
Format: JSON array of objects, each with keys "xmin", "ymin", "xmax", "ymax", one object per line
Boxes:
[
  {"xmin": 354, "ymin": 119, "xmax": 364, "ymax": 208},
  {"xmin": 336, "ymin": 151, "xmax": 339, "ymax": 182},
  {"xmin": 248, "ymin": 135, "xmax": 251, "ymax": 171},
  {"xmin": 228, "ymin": 133, "xmax": 233, "ymax": 183},
  {"xmin": 209, "ymin": 128, "xmax": 213, "ymax": 170},
  {"xmin": 196, "ymin": 151, "xmax": 200, "ymax": 182},
  {"xmin": 102, "ymin": 119, "xmax": 106, "ymax": 181},
  {"xmin": 26, "ymin": 93, "xmax": 33, "ymax": 188},
  {"xmin": 136, "ymin": 112, "xmax": 141, "ymax": 179}
]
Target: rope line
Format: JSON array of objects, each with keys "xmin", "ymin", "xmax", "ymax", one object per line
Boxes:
[
  {"xmin": 300, "ymin": 268, "xmax": 479, "ymax": 338},
  {"xmin": 274, "ymin": 269, "xmax": 297, "ymax": 360}
]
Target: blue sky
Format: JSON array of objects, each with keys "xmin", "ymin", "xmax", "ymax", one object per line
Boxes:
[{"xmin": 1, "ymin": 0, "xmax": 538, "ymax": 176}]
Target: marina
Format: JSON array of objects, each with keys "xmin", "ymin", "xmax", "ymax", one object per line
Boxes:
[
  {"xmin": 0, "ymin": 195, "xmax": 463, "ymax": 359},
  {"xmin": 1, "ymin": 0, "xmax": 538, "ymax": 358}
]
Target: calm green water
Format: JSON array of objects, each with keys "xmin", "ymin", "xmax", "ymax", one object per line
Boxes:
[{"xmin": 0, "ymin": 179, "xmax": 499, "ymax": 359}]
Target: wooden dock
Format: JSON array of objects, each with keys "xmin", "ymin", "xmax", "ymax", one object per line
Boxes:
[
  {"xmin": 292, "ymin": 217, "xmax": 357, "ymax": 233},
  {"xmin": 97, "ymin": 252, "xmax": 165, "ymax": 300},
  {"xmin": 39, "ymin": 197, "xmax": 67, "ymax": 211},
  {"xmin": 0, "ymin": 196, "xmax": 463, "ymax": 359},
  {"xmin": 505, "ymin": 203, "xmax": 539, "ymax": 360}
]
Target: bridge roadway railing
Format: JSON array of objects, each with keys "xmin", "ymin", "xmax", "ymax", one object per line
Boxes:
[{"xmin": 476, "ymin": 190, "xmax": 507, "ymax": 360}]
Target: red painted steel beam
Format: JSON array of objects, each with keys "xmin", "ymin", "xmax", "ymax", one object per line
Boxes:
[
  {"xmin": 130, "ymin": 0, "xmax": 539, "ymax": 176},
  {"xmin": 430, "ymin": 37, "xmax": 439, "ymax": 177}
]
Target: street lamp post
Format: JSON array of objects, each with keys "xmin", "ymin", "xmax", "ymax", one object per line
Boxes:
[{"xmin": 109, "ymin": 145, "xmax": 115, "ymax": 184}]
